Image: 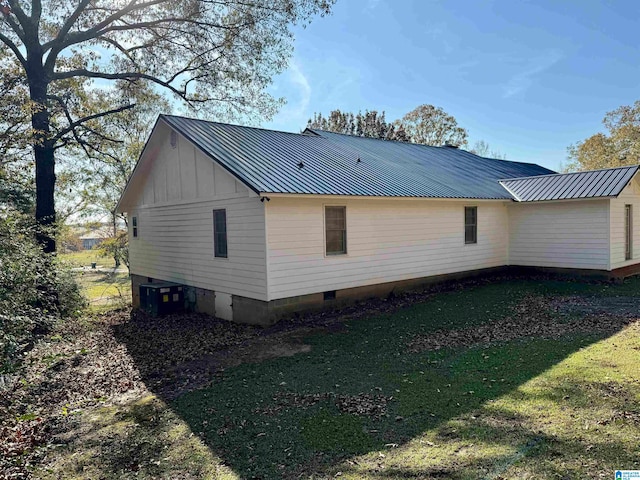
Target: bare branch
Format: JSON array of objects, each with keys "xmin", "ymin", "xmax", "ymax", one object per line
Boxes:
[
  {"xmin": 52, "ymin": 68, "xmax": 202, "ymax": 103},
  {"xmin": 0, "ymin": 31, "xmax": 26, "ymax": 67},
  {"xmin": 51, "ymin": 101, "xmax": 136, "ymax": 142}
]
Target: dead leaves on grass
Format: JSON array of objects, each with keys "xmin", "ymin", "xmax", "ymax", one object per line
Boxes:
[
  {"xmin": 255, "ymin": 392, "xmax": 393, "ymax": 419},
  {"xmin": 408, "ymin": 294, "xmax": 639, "ymax": 352}
]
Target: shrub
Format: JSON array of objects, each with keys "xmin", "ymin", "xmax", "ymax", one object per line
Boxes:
[{"xmin": 0, "ymin": 212, "xmax": 85, "ymax": 373}]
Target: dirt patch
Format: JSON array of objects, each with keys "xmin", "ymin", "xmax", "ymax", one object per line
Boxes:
[{"xmin": 408, "ymin": 294, "xmax": 638, "ymax": 352}]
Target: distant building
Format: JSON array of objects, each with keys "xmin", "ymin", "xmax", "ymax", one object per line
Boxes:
[{"xmin": 79, "ymin": 228, "xmax": 111, "ymax": 250}]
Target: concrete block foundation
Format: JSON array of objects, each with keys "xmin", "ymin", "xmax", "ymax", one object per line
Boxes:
[{"xmin": 130, "ymin": 264, "xmax": 639, "ymax": 326}]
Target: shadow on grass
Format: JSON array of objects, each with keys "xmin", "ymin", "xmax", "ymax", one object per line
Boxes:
[{"xmin": 112, "ymin": 278, "xmax": 638, "ymax": 479}]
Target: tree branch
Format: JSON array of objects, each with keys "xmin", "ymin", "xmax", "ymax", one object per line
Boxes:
[
  {"xmin": 0, "ymin": 31, "xmax": 26, "ymax": 67},
  {"xmin": 52, "ymin": 68, "xmax": 200, "ymax": 102},
  {"xmin": 51, "ymin": 101, "xmax": 136, "ymax": 142}
]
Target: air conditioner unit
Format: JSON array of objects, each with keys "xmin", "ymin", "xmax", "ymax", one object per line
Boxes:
[{"xmin": 139, "ymin": 282, "xmax": 184, "ymax": 316}]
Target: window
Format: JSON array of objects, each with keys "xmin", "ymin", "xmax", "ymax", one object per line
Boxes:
[
  {"xmin": 132, "ymin": 216, "xmax": 138, "ymax": 238},
  {"xmin": 625, "ymin": 204, "xmax": 633, "ymax": 260},
  {"xmin": 464, "ymin": 206, "xmax": 477, "ymax": 244},
  {"xmin": 213, "ymin": 209, "xmax": 228, "ymax": 258},
  {"xmin": 325, "ymin": 206, "xmax": 347, "ymax": 255}
]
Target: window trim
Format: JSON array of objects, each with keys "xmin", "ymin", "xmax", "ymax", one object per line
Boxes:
[
  {"xmin": 625, "ymin": 204, "xmax": 633, "ymax": 260},
  {"xmin": 324, "ymin": 205, "xmax": 347, "ymax": 256},
  {"xmin": 132, "ymin": 216, "xmax": 138, "ymax": 238},
  {"xmin": 464, "ymin": 206, "xmax": 478, "ymax": 245},
  {"xmin": 213, "ymin": 208, "xmax": 228, "ymax": 259}
]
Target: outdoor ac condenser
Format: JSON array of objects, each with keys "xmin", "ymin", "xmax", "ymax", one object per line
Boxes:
[{"xmin": 139, "ymin": 282, "xmax": 184, "ymax": 316}]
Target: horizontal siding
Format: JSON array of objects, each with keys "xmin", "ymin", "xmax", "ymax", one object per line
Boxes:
[
  {"xmin": 129, "ymin": 190, "xmax": 267, "ymax": 301},
  {"xmin": 265, "ymin": 198, "xmax": 509, "ymax": 300},
  {"xmin": 508, "ymin": 200, "xmax": 609, "ymax": 270},
  {"xmin": 610, "ymin": 176, "xmax": 640, "ymax": 269}
]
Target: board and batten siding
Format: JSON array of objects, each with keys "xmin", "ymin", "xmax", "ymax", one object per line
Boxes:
[
  {"xmin": 507, "ymin": 200, "xmax": 610, "ymax": 270},
  {"xmin": 127, "ymin": 122, "xmax": 268, "ymax": 301},
  {"xmin": 610, "ymin": 175, "xmax": 640, "ymax": 270},
  {"xmin": 265, "ymin": 197, "xmax": 509, "ymax": 300}
]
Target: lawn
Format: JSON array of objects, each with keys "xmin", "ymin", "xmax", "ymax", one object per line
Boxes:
[
  {"xmin": 59, "ymin": 250, "xmax": 131, "ymax": 312},
  {"xmin": 3, "ymin": 277, "xmax": 639, "ymax": 479}
]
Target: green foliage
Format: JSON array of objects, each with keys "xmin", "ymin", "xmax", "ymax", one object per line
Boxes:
[
  {"xmin": 567, "ymin": 100, "xmax": 640, "ymax": 171},
  {"xmin": 0, "ymin": 212, "xmax": 85, "ymax": 373},
  {"xmin": 96, "ymin": 231, "xmax": 129, "ymax": 270},
  {"xmin": 400, "ymin": 104, "xmax": 468, "ymax": 147},
  {"xmin": 307, "ymin": 104, "xmax": 469, "ymax": 146}
]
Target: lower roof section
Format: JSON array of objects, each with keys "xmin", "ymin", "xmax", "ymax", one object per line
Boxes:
[{"xmin": 499, "ymin": 165, "xmax": 639, "ymax": 202}]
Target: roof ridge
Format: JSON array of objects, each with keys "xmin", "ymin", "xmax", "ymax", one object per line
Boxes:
[
  {"xmin": 310, "ymin": 128, "xmax": 553, "ymax": 170},
  {"xmin": 500, "ymin": 164, "xmax": 639, "ymax": 183},
  {"xmin": 161, "ymin": 114, "xmax": 318, "ymax": 139}
]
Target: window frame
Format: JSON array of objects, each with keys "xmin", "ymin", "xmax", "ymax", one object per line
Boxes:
[
  {"xmin": 464, "ymin": 206, "xmax": 478, "ymax": 245},
  {"xmin": 132, "ymin": 216, "xmax": 138, "ymax": 238},
  {"xmin": 324, "ymin": 205, "xmax": 347, "ymax": 256},
  {"xmin": 625, "ymin": 204, "xmax": 633, "ymax": 260},
  {"xmin": 213, "ymin": 209, "xmax": 228, "ymax": 259}
]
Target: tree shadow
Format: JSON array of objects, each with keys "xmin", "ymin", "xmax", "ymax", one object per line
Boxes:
[{"xmin": 111, "ymin": 279, "xmax": 638, "ymax": 479}]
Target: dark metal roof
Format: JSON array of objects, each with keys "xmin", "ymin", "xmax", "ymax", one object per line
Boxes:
[
  {"xmin": 499, "ymin": 165, "xmax": 639, "ymax": 202},
  {"xmin": 160, "ymin": 115, "xmax": 555, "ymax": 199}
]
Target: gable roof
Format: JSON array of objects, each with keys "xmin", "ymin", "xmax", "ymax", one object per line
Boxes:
[
  {"xmin": 499, "ymin": 165, "xmax": 639, "ymax": 202},
  {"xmin": 159, "ymin": 115, "xmax": 555, "ymax": 200}
]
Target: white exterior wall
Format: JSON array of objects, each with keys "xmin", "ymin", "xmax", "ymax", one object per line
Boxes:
[
  {"xmin": 265, "ymin": 197, "xmax": 509, "ymax": 300},
  {"xmin": 610, "ymin": 176, "xmax": 640, "ymax": 269},
  {"xmin": 507, "ymin": 200, "xmax": 610, "ymax": 270},
  {"xmin": 127, "ymin": 123, "xmax": 268, "ymax": 301}
]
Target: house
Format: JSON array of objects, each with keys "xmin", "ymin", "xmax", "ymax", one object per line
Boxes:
[
  {"xmin": 116, "ymin": 115, "xmax": 640, "ymax": 325},
  {"xmin": 79, "ymin": 227, "xmax": 112, "ymax": 250}
]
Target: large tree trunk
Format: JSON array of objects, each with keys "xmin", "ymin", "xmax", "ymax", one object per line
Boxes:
[{"xmin": 28, "ymin": 61, "xmax": 56, "ymax": 253}]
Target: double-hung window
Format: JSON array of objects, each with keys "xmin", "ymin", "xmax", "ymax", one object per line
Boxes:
[
  {"xmin": 464, "ymin": 206, "xmax": 477, "ymax": 244},
  {"xmin": 132, "ymin": 216, "xmax": 138, "ymax": 238},
  {"xmin": 213, "ymin": 209, "xmax": 228, "ymax": 258},
  {"xmin": 325, "ymin": 206, "xmax": 347, "ymax": 255}
]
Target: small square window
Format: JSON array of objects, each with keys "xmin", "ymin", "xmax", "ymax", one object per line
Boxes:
[
  {"xmin": 132, "ymin": 216, "xmax": 138, "ymax": 238},
  {"xmin": 464, "ymin": 207, "xmax": 477, "ymax": 244}
]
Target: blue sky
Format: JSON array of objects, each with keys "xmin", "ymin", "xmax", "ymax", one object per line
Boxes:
[{"xmin": 263, "ymin": 0, "xmax": 640, "ymax": 171}]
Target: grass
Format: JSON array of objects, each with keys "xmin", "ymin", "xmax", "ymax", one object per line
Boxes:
[
  {"xmin": 60, "ymin": 249, "xmax": 117, "ymax": 269},
  {"xmin": 60, "ymin": 250, "xmax": 131, "ymax": 312},
  {"xmin": 36, "ymin": 278, "xmax": 640, "ymax": 479}
]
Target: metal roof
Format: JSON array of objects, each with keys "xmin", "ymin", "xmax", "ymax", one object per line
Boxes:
[
  {"xmin": 160, "ymin": 115, "xmax": 554, "ymax": 199},
  {"xmin": 499, "ymin": 165, "xmax": 639, "ymax": 202}
]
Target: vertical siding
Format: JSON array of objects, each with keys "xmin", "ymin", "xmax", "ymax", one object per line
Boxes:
[
  {"xmin": 265, "ymin": 197, "xmax": 509, "ymax": 300},
  {"xmin": 128, "ymin": 124, "xmax": 268, "ymax": 301},
  {"xmin": 508, "ymin": 200, "xmax": 609, "ymax": 270},
  {"xmin": 610, "ymin": 176, "xmax": 640, "ymax": 269}
]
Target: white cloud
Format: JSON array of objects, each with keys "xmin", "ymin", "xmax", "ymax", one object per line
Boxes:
[
  {"xmin": 287, "ymin": 61, "xmax": 311, "ymax": 117},
  {"xmin": 502, "ymin": 50, "xmax": 563, "ymax": 98}
]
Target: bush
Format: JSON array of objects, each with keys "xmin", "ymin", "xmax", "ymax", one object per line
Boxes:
[{"xmin": 0, "ymin": 212, "xmax": 85, "ymax": 373}]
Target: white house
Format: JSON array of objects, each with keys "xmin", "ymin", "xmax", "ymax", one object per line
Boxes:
[{"xmin": 116, "ymin": 115, "xmax": 640, "ymax": 325}]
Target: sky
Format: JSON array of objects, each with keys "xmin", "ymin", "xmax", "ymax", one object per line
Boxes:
[{"xmin": 263, "ymin": 0, "xmax": 640, "ymax": 171}]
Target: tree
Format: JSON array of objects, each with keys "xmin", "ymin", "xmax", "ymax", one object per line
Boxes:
[
  {"xmin": 307, "ymin": 109, "xmax": 391, "ymax": 139},
  {"xmin": 0, "ymin": 0, "xmax": 334, "ymax": 252},
  {"xmin": 307, "ymin": 104, "xmax": 468, "ymax": 146},
  {"xmin": 470, "ymin": 140, "xmax": 507, "ymax": 159},
  {"xmin": 567, "ymin": 100, "xmax": 640, "ymax": 171},
  {"xmin": 399, "ymin": 104, "xmax": 468, "ymax": 147}
]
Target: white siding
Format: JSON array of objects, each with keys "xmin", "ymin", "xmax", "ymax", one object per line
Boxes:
[
  {"xmin": 508, "ymin": 200, "xmax": 609, "ymax": 270},
  {"xmin": 127, "ymin": 123, "xmax": 268, "ymax": 301},
  {"xmin": 610, "ymin": 176, "xmax": 640, "ymax": 269},
  {"xmin": 265, "ymin": 197, "xmax": 509, "ymax": 300}
]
